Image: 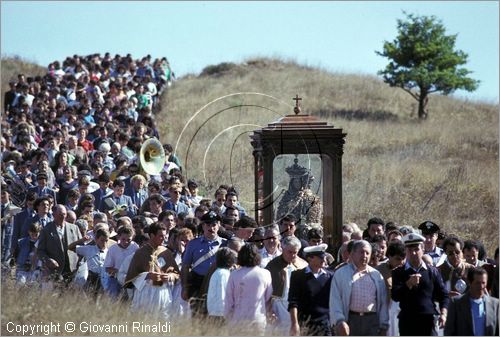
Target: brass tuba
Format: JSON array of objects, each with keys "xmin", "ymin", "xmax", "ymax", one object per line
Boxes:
[
  {"xmin": 2, "ymin": 164, "xmax": 27, "ymax": 207},
  {"xmin": 139, "ymin": 138, "xmax": 165, "ymax": 176}
]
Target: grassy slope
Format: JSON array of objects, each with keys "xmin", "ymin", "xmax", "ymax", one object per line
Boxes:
[
  {"xmin": 158, "ymin": 57, "xmax": 499, "ymax": 253},
  {"xmin": 1, "ymin": 56, "xmax": 46, "ymax": 94}
]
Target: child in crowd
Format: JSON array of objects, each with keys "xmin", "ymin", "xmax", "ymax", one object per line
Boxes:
[
  {"xmin": 70, "ymin": 228, "xmax": 110, "ymax": 296},
  {"xmin": 15, "ymin": 222, "xmax": 42, "ymax": 284}
]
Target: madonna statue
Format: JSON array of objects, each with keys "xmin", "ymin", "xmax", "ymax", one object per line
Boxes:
[{"xmin": 275, "ymin": 156, "xmax": 323, "ymax": 240}]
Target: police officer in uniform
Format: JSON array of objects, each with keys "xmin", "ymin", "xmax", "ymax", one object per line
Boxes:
[
  {"xmin": 418, "ymin": 221, "xmax": 445, "ymax": 266},
  {"xmin": 288, "ymin": 243, "xmax": 333, "ymax": 336},
  {"xmin": 181, "ymin": 211, "xmax": 226, "ymax": 316},
  {"xmin": 392, "ymin": 233, "xmax": 449, "ymax": 336}
]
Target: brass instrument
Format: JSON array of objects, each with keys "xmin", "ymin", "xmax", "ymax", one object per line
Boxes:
[
  {"xmin": 139, "ymin": 138, "xmax": 165, "ymax": 176},
  {"xmin": 2, "ymin": 164, "xmax": 27, "ymax": 207},
  {"xmin": 1, "ymin": 204, "xmax": 22, "ymax": 224}
]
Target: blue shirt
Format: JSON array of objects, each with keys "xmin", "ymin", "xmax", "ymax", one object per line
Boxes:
[
  {"xmin": 404, "ymin": 260, "xmax": 428, "ymax": 273},
  {"xmin": 470, "ymin": 297, "xmax": 486, "ymax": 336},
  {"xmin": 425, "ymin": 246, "xmax": 445, "ymax": 266},
  {"xmin": 163, "ymin": 199, "xmax": 191, "ymax": 216},
  {"xmin": 182, "ymin": 236, "xmax": 226, "ymax": 275}
]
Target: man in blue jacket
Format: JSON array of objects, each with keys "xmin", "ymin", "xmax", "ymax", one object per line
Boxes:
[{"xmin": 329, "ymin": 240, "xmax": 389, "ymax": 336}]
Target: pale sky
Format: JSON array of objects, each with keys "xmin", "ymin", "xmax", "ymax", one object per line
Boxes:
[{"xmin": 2, "ymin": 1, "xmax": 498, "ymax": 102}]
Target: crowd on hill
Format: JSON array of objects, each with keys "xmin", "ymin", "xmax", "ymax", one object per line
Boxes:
[{"xmin": 1, "ymin": 53, "xmax": 499, "ymax": 336}]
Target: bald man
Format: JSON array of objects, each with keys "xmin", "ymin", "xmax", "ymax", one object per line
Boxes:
[{"xmin": 37, "ymin": 205, "xmax": 82, "ymax": 284}]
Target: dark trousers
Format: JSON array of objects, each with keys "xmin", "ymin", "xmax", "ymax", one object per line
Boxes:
[
  {"xmin": 188, "ymin": 272, "xmax": 207, "ymax": 317},
  {"xmin": 106, "ymin": 276, "xmax": 123, "ymax": 300},
  {"xmin": 348, "ymin": 312, "xmax": 380, "ymax": 336},
  {"xmin": 84, "ymin": 271, "xmax": 103, "ymax": 297},
  {"xmin": 399, "ymin": 314, "xmax": 437, "ymax": 336}
]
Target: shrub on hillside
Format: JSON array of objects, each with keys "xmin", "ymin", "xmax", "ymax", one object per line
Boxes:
[{"xmin": 200, "ymin": 62, "xmax": 240, "ymax": 77}]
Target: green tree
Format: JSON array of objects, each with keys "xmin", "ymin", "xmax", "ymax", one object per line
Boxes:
[{"xmin": 376, "ymin": 13, "xmax": 479, "ymax": 119}]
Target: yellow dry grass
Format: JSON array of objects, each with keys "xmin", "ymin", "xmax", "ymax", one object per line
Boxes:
[
  {"xmin": 1, "ymin": 56, "xmax": 46, "ymax": 93},
  {"xmin": 0, "ymin": 279, "xmax": 245, "ymax": 336}
]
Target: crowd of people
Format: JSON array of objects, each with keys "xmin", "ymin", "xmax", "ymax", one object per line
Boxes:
[{"xmin": 1, "ymin": 54, "xmax": 499, "ymax": 336}]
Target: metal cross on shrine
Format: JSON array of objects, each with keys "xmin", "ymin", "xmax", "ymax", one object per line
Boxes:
[{"xmin": 293, "ymin": 94, "xmax": 302, "ymax": 114}]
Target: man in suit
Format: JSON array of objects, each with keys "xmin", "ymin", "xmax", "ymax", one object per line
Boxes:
[
  {"xmin": 11, "ymin": 191, "xmax": 37, "ymax": 256},
  {"xmin": 22, "ymin": 196, "xmax": 53, "ymax": 232},
  {"xmin": 163, "ymin": 185, "xmax": 190, "ymax": 216},
  {"xmin": 288, "ymin": 243, "xmax": 333, "ymax": 336},
  {"xmin": 444, "ymin": 267, "xmax": 499, "ymax": 336},
  {"xmin": 124, "ymin": 174, "xmax": 148, "ymax": 211},
  {"xmin": 36, "ymin": 204, "xmax": 82, "ymax": 284}
]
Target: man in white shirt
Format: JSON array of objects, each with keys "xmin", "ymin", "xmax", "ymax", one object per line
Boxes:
[
  {"xmin": 259, "ymin": 226, "xmax": 282, "ymax": 268},
  {"xmin": 104, "ymin": 224, "xmax": 139, "ymax": 299}
]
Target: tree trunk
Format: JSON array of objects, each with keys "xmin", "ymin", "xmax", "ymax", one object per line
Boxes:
[{"xmin": 418, "ymin": 93, "xmax": 429, "ymax": 119}]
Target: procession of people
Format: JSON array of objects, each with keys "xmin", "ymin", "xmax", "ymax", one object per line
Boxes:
[{"xmin": 1, "ymin": 53, "xmax": 499, "ymax": 336}]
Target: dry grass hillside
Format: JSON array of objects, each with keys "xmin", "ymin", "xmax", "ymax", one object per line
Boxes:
[
  {"xmin": 158, "ymin": 57, "xmax": 499, "ymax": 254},
  {"xmin": 1, "ymin": 56, "xmax": 46, "ymax": 93}
]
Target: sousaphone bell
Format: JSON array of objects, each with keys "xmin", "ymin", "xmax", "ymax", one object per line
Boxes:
[{"xmin": 139, "ymin": 138, "xmax": 166, "ymax": 175}]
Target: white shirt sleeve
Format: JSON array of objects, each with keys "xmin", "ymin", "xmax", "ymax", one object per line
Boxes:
[
  {"xmin": 103, "ymin": 245, "xmax": 116, "ymax": 269},
  {"xmin": 207, "ymin": 268, "xmax": 230, "ymax": 316}
]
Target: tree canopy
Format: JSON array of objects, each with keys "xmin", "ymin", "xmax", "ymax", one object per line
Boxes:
[{"xmin": 376, "ymin": 12, "xmax": 479, "ymax": 119}]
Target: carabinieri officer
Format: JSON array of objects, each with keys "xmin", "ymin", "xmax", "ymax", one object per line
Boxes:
[{"xmin": 181, "ymin": 211, "xmax": 226, "ymax": 316}]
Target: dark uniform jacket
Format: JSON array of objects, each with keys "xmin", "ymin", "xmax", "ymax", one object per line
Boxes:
[
  {"xmin": 392, "ymin": 262, "xmax": 449, "ymax": 318},
  {"xmin": 288, "ymin": 267, "xmax": 333, "ymax": 322}
]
